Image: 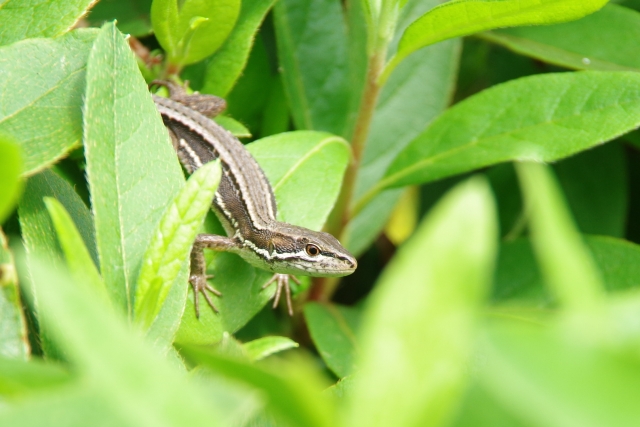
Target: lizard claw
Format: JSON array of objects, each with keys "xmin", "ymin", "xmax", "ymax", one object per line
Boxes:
[
  {"xmin": 189, "ymin": 273, "xmax": 221, "ymax": 317},
  {"xmin": 262, "ymin": 274, "xmax": 300, "ymax": 316}
]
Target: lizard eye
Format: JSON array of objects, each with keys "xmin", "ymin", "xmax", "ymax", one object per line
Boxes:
[{"xmin": 305, "ymin": 244, "xmax": 320, "ymax": 257}]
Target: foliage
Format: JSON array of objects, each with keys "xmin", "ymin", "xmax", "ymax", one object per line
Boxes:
[{"xmin": 1, "ymin": 0, "xmax": 640, "ymax": 426}]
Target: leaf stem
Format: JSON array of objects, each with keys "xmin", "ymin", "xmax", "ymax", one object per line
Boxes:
[{"xmin": 312, "ymin": 50, "xmax": 387, "ymax": 302}]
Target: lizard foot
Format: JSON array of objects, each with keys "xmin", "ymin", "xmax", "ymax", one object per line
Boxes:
[
  {"xmin": 189, "ymin": 273, "xmax": 221, "ymax": 318},
  {"xmin": 262, "ymin": 274, "xmax": 301, "ymax": 316}
]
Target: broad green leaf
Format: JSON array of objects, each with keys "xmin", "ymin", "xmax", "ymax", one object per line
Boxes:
[
  {"xmin": 0, "ymin": 137, "xmax": 22, "ymax": 224},
  {"xmin": 384, "ymin": 0, "xmax": 608, "ymax": 82},
  {"xmin": 151, "ymin": 0, "xmax": 240, "ymax": 66},
  {"xmin": 18, "ymin": 170, "xmax": 97, "ymax": 270},
  {"xmin": 340, "ymin": 0, "xmax": 460, "ymax": 256},
  {"xmin": 0, "ymin": 356, "xmax": 71, "ymax": 397},
  {"xmin": 620, "ymin": 0, "xmax": 640, "ymax": 11},
  {"xmin": 346, "ymin": 177, "xmax": 497, "ymax": 427},
  {"xmin": 44, "ymin": 198, "xmax": 107, "ymax": 302},
  {"xmin": 494, "ymin": 236, "xmax": 640, "ymax": 304},
  {"xmin": 84, "ymin": 23, "xmax": 184, "ymax": 313},
  {"xmin": 479, "ymin": 320, "xmax": 640, "ymax": 427},
  {"xmin": 214, "ymin": 38, "xmax": 271, "ymax": 135},
  {"xmin": 0, "ymin": 384, "xmax": 135, "ymax": 427},
  {"xmin": 0, "ymin": 29, "xmax": 97, "ymax": 175},
  {"xmin": 176, "ymin": 131, "xmax": 350, "ymax": 344},
  {"xmin": 343, "ymin": 188, "xmax": 403, "ymax": 256},
  {"xmin": 482, "ymin": 4, "xmax": 640, "ymax": 72},
  {"xmin": 485, "ymin": 163, "xmax": 522, "ymax": 237},
  {"xmin": 273, "ymin": 0, "xmax": 350, "ymax": 136},
  {"xmin": 516, "ymin": 163, "xmax": 604, "ymax": 312},
  {"xmin": 624, "ymin": 129, "xmax": 640, "ymax": 148},
  {"xmin": 327, "ymin": 374, "xmax": 356, "ymax": 398},
  {"xmin": 134, "ymin": 161, "xmax": 221, "ymax": 333},
  {"xmin": 488, "ymin": 143, "xmax": 628, "ymax": 239},
  {"xmin": 248, "ymin": 131, "xmax": 350, "ymax": 230},
  {"xmin": 201, "ymin": 0, "xmax": 276, "ymax": 97},
  {"xmin": 493, "ymin": 238, "xmax": 550, "ymax": 305},
  {"xmin": 244, "ymin": 336, "xmax": 299, "ymax": 361},
  {"xmin": 0, "ymin": 230, "xmax": 28, "ymax": 360},
  {"xmin": 0, "ymin": 0, "xmax": 96, "ymax": 46},
  {"xmin": 23, "ymin": 254, "xmax": 223, "ymax": 427},
  {"xmin": 368, "ymin": 72, "xmax": 640, "ymax": 208},
  {"xmin": 180, "ymin": 345, "xmax": 336, "ymax": 427},
  {"xmin": 554, "ymin": 142, "xmax": 627, "ymax": 237},
  {"xmin": 87, "ymin": 0, "xmax": 154, "ymax": 37},
  {"xmin": 451, "ymin": 381, "xmax": 529, "ymax": 427},
  {"xmin": 175, "ymin": 255, "xmax": 274, "ymax": 345},
  {"xmin": 18, "ymin": 169, "xmax": 97, "ymax": 360},
  {"xmin": 214, "ymin": 115, "xmax": 251, "ymax": 138},
  {"xmin": 260, "ymin": 78, "xmax": 290, "ymax": 137},
  {"xmin": 304, "ymin": 302, "xmax": 361, "ymax": 378}
]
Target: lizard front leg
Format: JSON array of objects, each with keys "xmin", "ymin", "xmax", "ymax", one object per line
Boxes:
[{"xmin": 190, "ymin": 234, "xmax": 241, "ymax": 317}]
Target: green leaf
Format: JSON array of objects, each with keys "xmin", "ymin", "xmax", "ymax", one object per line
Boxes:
[
  {"xmin": 43, "ymin": 198, "xmax": 107, "ymax": 303},
  {"xmin": 492, "ymin": 238, "xmax": 550, "ymax": 305},
  {"xmin": 327, "ymin": 374, "xmax": 356, "ymax": 399},
  {"xmin": 345, "ymin": 177, "xmax": 497, "ymax": 427},
  {"xmin": 176, "ymin": 131, "xmax": 350, "ymax": 344},
  {"xmin": 488, "ymin": 143, "xmax": 628, "ymax": 239},
  {"xmin": 0, "ymin": 29, "xmax": 97, "ymax": 175},
  {"xmin": 343, "ymin": 189, "xmax": 403, "ymax": 256},
  {"xmin": 84, "ymin": 23, "xmax": 185, "ymax": 313},
  {"xmin": 0, "ymin": 356, "xmax": 71, "ymax": 397},
  {"xmin": 175, "ymin": 256, "xmax": 273, "ymax": 345},
  {"xmin": 553, "ymin": 142, "xmax": 627, "ymax": 237},
  {"xmin": 88, "ymin": 0, "xmax": 154, "ymax": 37},
  {"xmin": 244, "ymin": 336, "xmax": 299, "ymax": 361},
  {"xmin": 214, "ymin": 115, "xmax": 251, "ymax": 138},
  {"xmin": 200, "ymin": 0, "xmax": 275, "ymax": 97},
  {"xmin": 384, "ymin": 0, "xmax": 608, "ymax": 82},
  {"xmin": 494, "ymin": 236, "xmax": 640, "ymax": 305},
  {"xmin": 180, "ymin": 345, "xmax": 336, "ymax": 427},
  {"xmin": 260, "ymin": 78, "xmax": 290, "ymax": 137},
  {"xmin": 248, "ymin": 131, "xmax": 350, "ymax": 230},
  {"xmin": 0, "ymin": 0, "xmax": 96, "ymax": 46},
  {"xmin": 0, "ymin": 230, "xmax": 28, "ymax": 360},
  {"xmin": 22, "ymin": 253, "xmax": 224, "ymax": 426},
  {"xmin": 273, "ymin": 0, "xmax": 350, "ymax": 135},
  {"xmin": 451, "ymin": 381, "xmax": 528, "ymax": 427},
  {"xmin": 479, "ymin": 320, "xmax": 640, "ymax": 427},
  {"xmin": 18, "ymin": 169, "xmax": 97, "ymax": 359},
  {"xmin": 151, "ymin": 0, "xmax": 240, "ymax": 66},
  {"xmin": 368, "ymin": 71, "xmax": 640, "ymax": 208},
  {"xmin": 304, "ymin": 302, "xmax": 361, "ymax": 378},
  {"xmin": 18, "ymin": 170, "xmax": 97, "ymax": 269},
  {"xmin": 516, "ymin": 162, "xmax": 604, "ymax": 312},
  {"xmin": 482, "ymin": 4, "xmax": 640, "ymax": 72},
  {"xmin": 134, "ymin": 161, "xmax": 221, "ymax": 333},
  {"xmin": 0, "ymin": 384, "xmax": 133, "ymax": 427},
  {"xmin": 217, "ymin": 38, "xmax": 272, "ymax": 134},
  {"xmin": 0, "ymin": 137, "xmax": 22, "ymax": 224}
]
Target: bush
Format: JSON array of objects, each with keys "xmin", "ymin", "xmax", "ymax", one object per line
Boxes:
[{"xmin": 1, "ymin": 0, "xmax": 640, "ymax": 426}]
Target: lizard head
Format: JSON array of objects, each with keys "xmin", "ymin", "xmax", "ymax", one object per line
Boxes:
[{"xmin": 247, "ymin": 223, "xmax": 357, "ymax": 277}]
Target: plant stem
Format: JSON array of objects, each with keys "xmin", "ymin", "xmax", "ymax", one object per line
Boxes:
[{"xmin": 311, "ymin": 50, "xmax": 387, "ymax": 303}]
